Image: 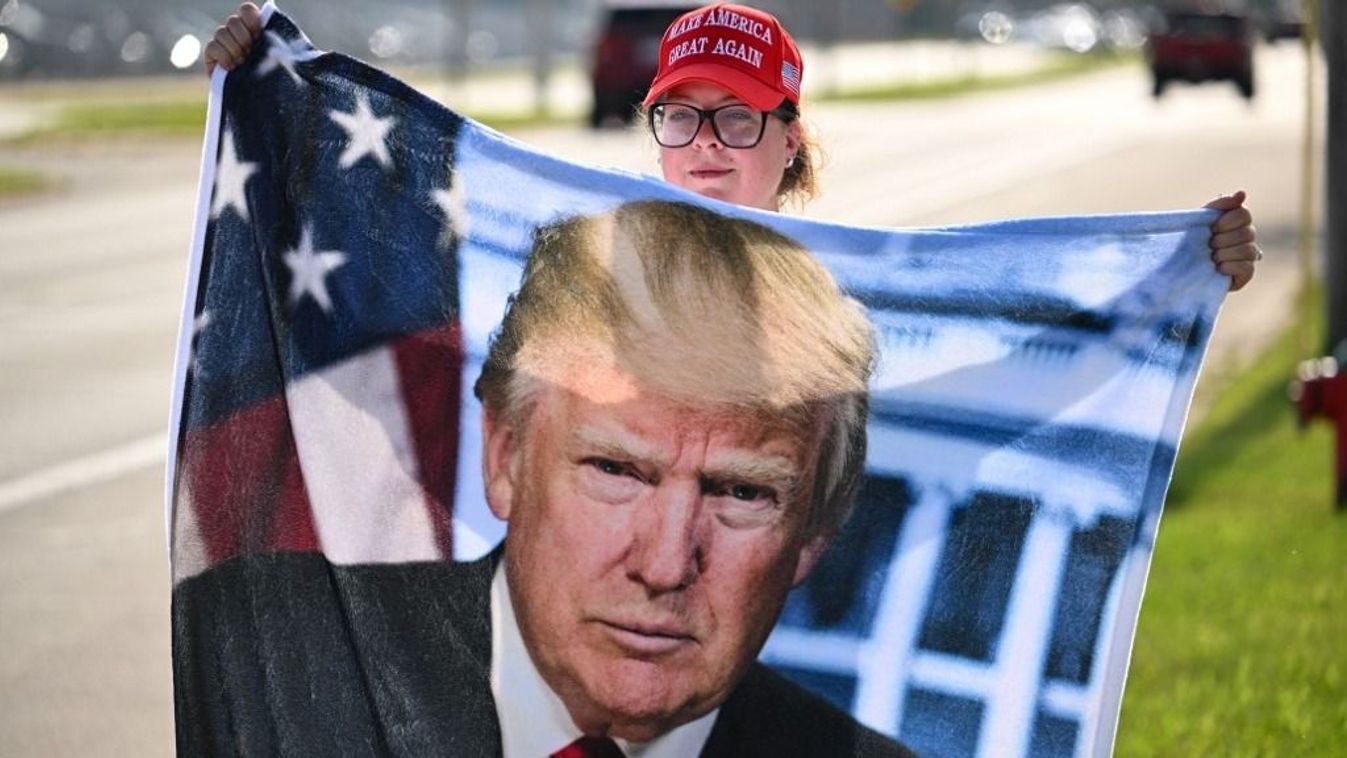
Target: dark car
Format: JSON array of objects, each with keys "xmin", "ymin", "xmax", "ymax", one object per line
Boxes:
[
  {"xmin": 1146, "ymin": 10, "xmax": 1254, "ymax": 99},
  {"xmin": 1259, "ymin": 2, "xmax": 1304, "ymax": 44},
  {"xmin": 589, "ymin": 0, "xmax": 699, "ymax": 128}
]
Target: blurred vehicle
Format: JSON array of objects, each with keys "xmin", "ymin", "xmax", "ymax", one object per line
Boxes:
[
  {"xmin": 588, "ymin": 0, "xmax": 698, "ymax": 128},
  {"xmin": 1258, "ymin": 0, "xmax": 1304, "ymax": 44},
  {"xmin": 1146, "ymin": 9, "xmax": 1254, "ymax": 100}
]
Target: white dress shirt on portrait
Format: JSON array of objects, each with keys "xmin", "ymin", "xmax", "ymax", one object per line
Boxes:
[{"xmin": 490, "ymin": 563, "xmax": 719, "ymax": 758}]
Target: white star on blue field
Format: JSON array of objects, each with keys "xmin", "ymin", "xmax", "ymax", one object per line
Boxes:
[
  {"xmin": 283, "ymin": 225, "xmax": 348, "ymax": 314},
  {"xmin": 330, "ymin": 93, "xmax": 397, "ymax": 170},
  {"xmin": 212, "ymin": 129, "xmax": 256, "ymax": 221},
  {"xmin": 256, "ymin": 30, "xmax": 320, "ymax": 85}
]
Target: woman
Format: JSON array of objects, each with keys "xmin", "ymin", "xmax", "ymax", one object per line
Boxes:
[{"xmin": 204, "ymin": 2, "xmax": 1260, "ymax": 289}]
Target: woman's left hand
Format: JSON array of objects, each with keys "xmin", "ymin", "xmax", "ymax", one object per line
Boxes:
[{"xmin": 1205, "ymin": 190, "xmax": 1261, "ymax": 292}]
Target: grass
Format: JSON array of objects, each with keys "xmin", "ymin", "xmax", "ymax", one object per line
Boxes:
[
  {"xmin": 824, "ymin": 50, "xmax": 1138, "ymax": 103},
  {"xmin": 12, "ymin": 99, "xmax": 210, "ymax": 143},
  {"xmin": 0, "ymin": 166, "xmax": 47, "ymax": 196},
  {"xmin": 4, "ymin": 94, "xmax": 568, "ymax": 143},
  {"xmin": 464, "ymin": 109, "xmax": 573, "ymax": 132},
  {"xmin": 5, "ymin": 49, "xmax": 1137, "ymax": 142},
  {"xmin": 1114, "ymin": 287, "xmax": 1347, "ymax": 755}
]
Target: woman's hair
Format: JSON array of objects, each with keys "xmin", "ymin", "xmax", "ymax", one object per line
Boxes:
[{"xmin": 775, "ymin": 101, "xmax": 821, "ymax": 208}]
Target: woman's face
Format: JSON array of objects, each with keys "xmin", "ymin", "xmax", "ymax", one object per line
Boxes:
[{"xmin": 656, "ymin": 82, "xmax": 801, "ymax": 212}]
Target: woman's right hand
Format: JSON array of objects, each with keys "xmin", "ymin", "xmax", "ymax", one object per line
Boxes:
[{"xmin": 203, "ymin": 3, "xmax": 264, "ymax": 75}]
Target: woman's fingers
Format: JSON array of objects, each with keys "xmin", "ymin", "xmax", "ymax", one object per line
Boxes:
[
  {"xmin": 1214, "ymin": 208, "xmax": 1253, "ymax": 236},
  {"xmin": 239, "ymin": 3, "xmax": 264, "ymax": 36},
  {"xmin": 1201, "ymin": 193, "xmax": 1259, "ymax": 291},
  {"xmin": 203, "ymin": 4, "xmax": 264, "ymax": 75},
  {"xmin": 1218, "ymin": 260, "xmax": 1255, "ymax": 292},
  {"xmin": 1210, "ymin": 225, "xmax": 1258, "ymax": 256},
  {"xmin": 226, "ymin": 15, "xmax": 257, "ymax": 55},
  {"xmin": 1203, "ymin": 189, "xmax": 1246, "ymax": 212}
]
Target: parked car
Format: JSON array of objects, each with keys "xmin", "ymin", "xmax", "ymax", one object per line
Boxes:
[
  {"xmin": 1146, "ymin": 10, "xmax": 1254, "ymax": 100},
  {"xmin": 588, "ymin": 0, "xmax": 699, "ymax": 128}
]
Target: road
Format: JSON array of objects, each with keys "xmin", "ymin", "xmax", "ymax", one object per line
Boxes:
[{"xmin": 0, "ymin": 44, "xmax": 1320, "ymax": 755}]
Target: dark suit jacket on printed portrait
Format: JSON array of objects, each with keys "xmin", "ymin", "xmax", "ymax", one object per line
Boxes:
[{"xmin": 172, "ymin": 549, "xmax": 914, "ymax": 757}]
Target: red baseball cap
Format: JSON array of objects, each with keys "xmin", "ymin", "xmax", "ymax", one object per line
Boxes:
[{"xmin": 642, "ymin": 3, "xmax": 803, "ymax": 112}]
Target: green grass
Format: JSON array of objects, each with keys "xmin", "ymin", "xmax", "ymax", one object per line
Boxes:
[
  {"xmin": 8, "ymin": 95, "xmax": 558, "ymax": 142},
  {"xmin": 825, "ymin": 50, "xmax": 1138, "ymax": 103},
  {"xmin": 468, "ymin": 110, "xmax": 571, "ymax": 132},
  {"xmin": 1115, "ymin": 288, "xmax": 1347, "ymax": 755},
  {"xmin": 0, "ymin": 166, "xmax": 47, "ymax": 196},
  {"xmin": 20, "ymin": 99, "xmax": 210, "ymax": 142}
]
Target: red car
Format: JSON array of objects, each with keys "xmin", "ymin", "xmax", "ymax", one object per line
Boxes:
[
  {"xmin": 1146, "ymin": 11, "xmax": 1254, "ymax": 99},
  {"xmin": 589, "ymin": 1, "xmax": 701, "ymax": 128}
]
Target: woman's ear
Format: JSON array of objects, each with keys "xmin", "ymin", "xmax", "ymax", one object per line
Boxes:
[{"xmin": 784, "ymin": 118, "xmax": 803, "ymax": 156}]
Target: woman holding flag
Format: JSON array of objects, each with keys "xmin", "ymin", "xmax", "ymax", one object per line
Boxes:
[{"xmin": 204, "ymin": 1, "xmax": 1261, "ymax": 289}]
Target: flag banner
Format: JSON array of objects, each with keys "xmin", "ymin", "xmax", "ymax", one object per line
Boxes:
[{"xmin": 169, "ymin": 6, "xmax": 1226, "ymax": 757}]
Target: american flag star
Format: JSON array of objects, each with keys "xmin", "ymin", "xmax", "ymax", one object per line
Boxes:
[
  {"xmin": 211, "ymin": 128, "xmax": 256, "ymax": 221},
  {"xmin": 432, "ymin": 181, "xmax": 467, "ymax": 244},
  {"xmin": 330, "ymin": 93, "xmax": 397, "ymax": 170},
  {"xmin": 256, "ymin": 30, "xmax": 320, "ymax": 85},
  {"xmin": 283, "ymin": 225, "xmax": 348, "ymax": 314}
]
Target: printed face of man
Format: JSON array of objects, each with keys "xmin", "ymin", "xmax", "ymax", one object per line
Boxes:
[{"xmin": 483, "ymin": 356, "xmax": 827, "ymax": 741}]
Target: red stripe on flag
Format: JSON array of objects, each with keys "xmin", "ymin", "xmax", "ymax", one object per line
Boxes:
[
  {"xmin": 393, "ymin": 321, "xmax": 464, "ymax": 559},
  {"xmin": 181, "ymin": 395, "xmax": 321, "ymax": 566}
]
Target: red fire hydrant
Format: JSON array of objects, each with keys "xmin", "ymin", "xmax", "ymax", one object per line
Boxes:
[{"xmin": 1291, "ymin": 357, "xmax": 1347, "ymax": 509}]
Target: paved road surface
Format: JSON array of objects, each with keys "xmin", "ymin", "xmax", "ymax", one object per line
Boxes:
[{"xmin": 0, "ymin": 44, "xmax": 1321, "ymax": 755}]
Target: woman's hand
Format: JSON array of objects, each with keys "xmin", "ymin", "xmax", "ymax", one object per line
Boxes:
[
  {"xmin": 204, "ymin": 3, "xmax": 264, "ymax": 76},
  {"xmin": 1205, "ymin": 190, "xmax": 1261, "ymax": 292}
]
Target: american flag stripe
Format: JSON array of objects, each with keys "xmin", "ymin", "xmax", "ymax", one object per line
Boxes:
[
  {"xmin": 175, "ymin": 393, "xmax": 319, "ymax": 580},
  {"xmin": 781, "ymin": 61, "xmax": 801, "ymax": 95},
  {"xmin": 392, "ymin": 323, "xmax": 464, "ymax": 559},
  {"xmin": 286, "ymin": 344, "xmax": 444, "ymax": 566},
  {"xmin": 174, "ymin": 325, "xmax": 463, "ymax": 580}
]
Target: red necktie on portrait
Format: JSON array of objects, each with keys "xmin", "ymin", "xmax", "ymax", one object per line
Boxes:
[{"xmin": 550, "ymin": 735, "xmax": 626, "ymax": 758}]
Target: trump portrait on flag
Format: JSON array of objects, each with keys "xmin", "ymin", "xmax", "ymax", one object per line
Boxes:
[
  {"xmin": 169, "ymin": 6, "xmax": 1230, "ymax": 756},
  {"xmin": 174, "ymin": 200, "xmax": 915, "ymax": 756}
]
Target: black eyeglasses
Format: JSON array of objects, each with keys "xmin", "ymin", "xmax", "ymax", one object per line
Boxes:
[{"xmin": 648, "ymin": 102, "xmax": 796, "ymax": 149}]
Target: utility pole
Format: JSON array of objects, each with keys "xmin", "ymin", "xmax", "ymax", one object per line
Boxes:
[
  {"xmin": 1293, "ymin": 0, "xmax": 1347, "ymax": 509},
  {"xmin": 1324, "ymin": 0, "xmax": 1346, "ymax": 356},
  {"xmin": 528, "ymin": 0, "xmax": 554, "ymax": 116},
  {"xmin": 808, "ymin": 1, "xmax": 842, "ymax": 97},
  {"xmin": 446, "ymin": 0, "xmax": 474, "ymax": 85}
]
